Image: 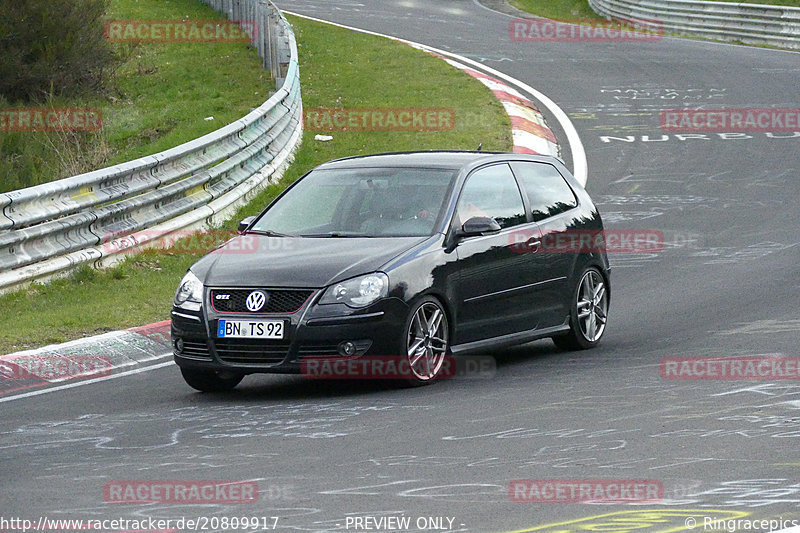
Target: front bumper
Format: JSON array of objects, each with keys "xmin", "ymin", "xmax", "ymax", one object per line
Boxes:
[{"xmin": 171, "ymin": 292, "xmax": 409, "ymax": 374}]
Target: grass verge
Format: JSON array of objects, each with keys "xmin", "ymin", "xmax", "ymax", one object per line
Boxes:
[
  {"xmin": 510, "ymin": 0, "xmax": 603, "ymax": 21},
  {"xmin": 0, "ymin": 14, "xmax": 512, "ymax": 354},
  {"xmin": 0, "ymin": 0, "xmax": 271, "ymax": 193}
]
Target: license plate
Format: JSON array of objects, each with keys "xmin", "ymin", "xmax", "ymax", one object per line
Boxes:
[{"xmin": 217, "ymin": 319, "xmax": 285, "ymax": 339}]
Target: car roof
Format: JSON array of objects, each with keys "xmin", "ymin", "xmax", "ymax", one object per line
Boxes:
[{"xmin": 315, "ymin": 151, "xmax": 562, "ymax": 170}]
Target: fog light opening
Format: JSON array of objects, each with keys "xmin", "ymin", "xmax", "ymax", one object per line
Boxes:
[
  {"xmin": 337, "ymin": 340, "xmax": 372, "ymax": 356},
  {"xmin": 174, "ymin": 338, "xmax": 184, "ymax": 354},
  {"xmin": 338, "ymin": 341, "xmax": 357, "ymax": 356}
]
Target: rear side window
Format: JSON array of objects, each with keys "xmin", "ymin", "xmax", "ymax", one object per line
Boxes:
[
  {"xmin": 511, "ymin": 162, "xmax": 577, "ymax": 222},
  {"xmin": 456, "ymin": 164, "xmax": 526, "ymax": 229}
]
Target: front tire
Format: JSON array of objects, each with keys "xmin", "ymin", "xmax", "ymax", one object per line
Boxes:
[
  {"xmin": 180, "ymin": 368, "xmax": 243, "ymax": 392},
  {"xmin": 402, "ymin": 296, "xmax": 450, "ymax": 386},
  {"xmin": 553, "ymin": 267, "xmax": 609, "ymax": 351}
]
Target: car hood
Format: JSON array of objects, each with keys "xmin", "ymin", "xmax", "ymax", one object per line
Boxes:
[{"xmin": 192, "ymin": 235, "xmax": 427, "ymax": 288}]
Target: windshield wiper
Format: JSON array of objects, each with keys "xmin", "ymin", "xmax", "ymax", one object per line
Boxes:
[
  {"xmin": 299, "ymin": 231, "xmax": 372, "ymax": 238},
  {"xmin": 248, "ymin": 229, "xmax": 293, "ymax": 237}
]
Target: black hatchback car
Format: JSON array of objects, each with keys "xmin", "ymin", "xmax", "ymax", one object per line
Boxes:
[{"xmin": 172, "ymin": 152, "xmax": 610, "ymax": 390}]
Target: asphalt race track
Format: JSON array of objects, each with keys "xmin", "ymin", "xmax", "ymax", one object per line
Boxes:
[{"xmin": 2, "ymin": 1, "xmax": 799, "ymax": 531}]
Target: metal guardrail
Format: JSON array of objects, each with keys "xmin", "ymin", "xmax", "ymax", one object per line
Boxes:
[
  {"xmin": 0, "ymin": 0, "xmax": 302, "ymax": 293},
  {"xmin": 589, "ymin": 0, "xmax": 800, "ymax": 49}
]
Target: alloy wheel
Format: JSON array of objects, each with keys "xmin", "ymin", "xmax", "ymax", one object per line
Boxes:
[
  {"xmin": 576, "ymin": 269, "xmax": 608, "ymax": 342},
  {"xmin": 406, "ymin": 300, "xmax": 449, "ymax": 382}
]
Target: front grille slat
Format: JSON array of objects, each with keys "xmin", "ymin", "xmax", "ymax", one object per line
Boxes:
[
  {"xmin": 178, "ymin": 340, "xmax": 212, "ymax": 359},
  {"xmin": 213, "ymin": 339, "xmax": 289, "ymax": 364},
  {"xmin": 298, "ymin": 344, "xmax": 340, "ymax": 357},
  {"xmin": 210, "ymin": 288, "xmax": 313, "ymax": 314}
]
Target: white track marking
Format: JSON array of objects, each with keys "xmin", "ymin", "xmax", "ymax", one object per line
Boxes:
[
  {"xmin": 283, "ymin": 10, "xmax": 589, "ymax": 186},
  {"xmin": 0, "ymin": 357, "xmax": 173, "ymax": 404}
]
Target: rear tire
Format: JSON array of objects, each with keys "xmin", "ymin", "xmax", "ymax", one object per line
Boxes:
[
  {"xmin": 553, "ymin": 267, "xmax": 609, "ymax": 351},
  {"xmin": 180, "ymin": 368, "xmax": 243, "ymax": 392}
]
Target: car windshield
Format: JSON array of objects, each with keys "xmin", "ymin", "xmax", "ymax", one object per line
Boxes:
[{"xmin": 251, "ymin": 167, "xmax": 456, "ymax": 237}]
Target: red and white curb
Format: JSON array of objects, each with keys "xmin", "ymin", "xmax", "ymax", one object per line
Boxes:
[
  {"xmin": 416, "ymin": 50, "xmax": 560, "ymax": 158},
  {"xmin": 0, "ymin": 320, "xmax": 171, "ymax": 397}
]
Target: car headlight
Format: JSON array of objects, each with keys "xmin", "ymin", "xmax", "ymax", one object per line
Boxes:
[
  {"xmin": 174, "ymin": 270, "xmax": 203, "ymax": 311},
  {"xmin": 319, "ymin": 273, "xmax": 389, "ymax": 308}
]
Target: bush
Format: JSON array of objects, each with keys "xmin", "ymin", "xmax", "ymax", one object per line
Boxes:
[{"xmin": 0, "ymin": 0, "xmax": 115, "ymax": 101}]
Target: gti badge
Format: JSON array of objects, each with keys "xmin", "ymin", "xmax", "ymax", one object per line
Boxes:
[{"xmin": 246, "ymin": 290, "xmax": 268, "ymax": 312}]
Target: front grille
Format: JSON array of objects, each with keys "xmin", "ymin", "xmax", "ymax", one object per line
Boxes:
[
  {"xmin": 210, "ymin": 289, "xmax": 313, "ymax": 314},
  {"xmin": 213, "ymin": 339, "xmax": 289, "ymax": 364},
  {"xmin": 297, "ymin": 344, "xmax": 341, "ymax": 357},
  {"xmin": 181, "ymin": 340, "xmax": 211, "ymax": 359}
]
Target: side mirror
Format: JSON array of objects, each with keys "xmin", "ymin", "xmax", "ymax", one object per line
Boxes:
[
  {"xmin": 238, "ymin": 216, "xmax": 256, "ymax": 234},
  {"xmin": 459, "ymin": 216, "xmax": 501, "ymax": 237}
]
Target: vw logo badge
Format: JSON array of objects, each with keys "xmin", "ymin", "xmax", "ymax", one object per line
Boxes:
[{"xmin": 245, "ymin": 290, "xmax": 268, "ymax": 312}]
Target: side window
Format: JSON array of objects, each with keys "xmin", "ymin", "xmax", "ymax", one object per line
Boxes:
[
  {"xmin": 511, "ymin": 162, "xmax": 578, "ymax": 222},
  {"xmin": 457, "ymin": 164, "xmax": 526, "ymax": 229}
]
